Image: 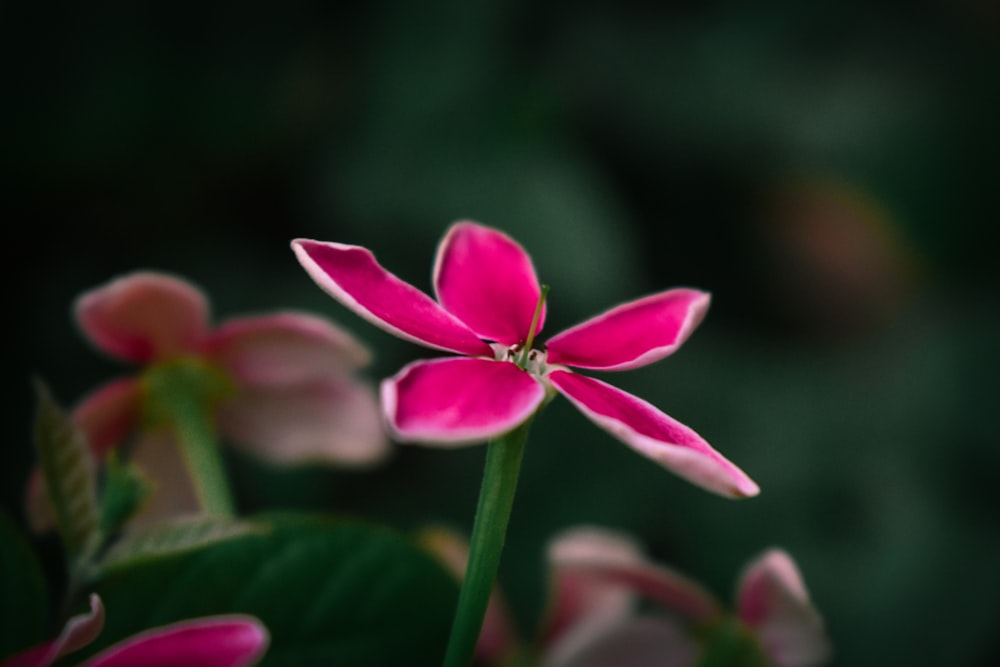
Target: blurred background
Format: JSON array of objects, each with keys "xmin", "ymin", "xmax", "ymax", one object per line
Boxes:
[{"xmin": 5, "ymin": 1, "xmax": 999, "ymax": 665}]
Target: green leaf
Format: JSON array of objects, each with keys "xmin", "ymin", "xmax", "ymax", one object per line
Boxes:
[
  {"xmin": 98, "ymin": 453, "xmax": 153, "ymax": 538},
  {"xmin": 89, "ymin": 513, "xmax": 460, "ymax": 667},
  {"xmin": 696, "ymin": 617, "xmax": 769, "ymax": 667},
  {"xmin": 32, "ymin": 380, "xmax": 101, "ymax": 567},
  {"xmin": 97, "ymin": 515, "xmax": 269, "ymax": 574},
  {"xmin": 0, "ymin": 511, "xmax": 49, "ymax": 660}
]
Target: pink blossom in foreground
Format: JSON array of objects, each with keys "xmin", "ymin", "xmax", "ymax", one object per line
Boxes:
[
  {"xmin": 2, "ymin": 594, "xmax": 268, "ymax": 667},
  {"xmin": 293, "ymin": 221, "xmax": 757, "ymax": 498},
  {"xmin": 540, "ymin": 527, "xmax": 831, "ymax": 667},
  {"xmin": 28, "ymin": 271, "xmax": 388, "ymax": 527}
]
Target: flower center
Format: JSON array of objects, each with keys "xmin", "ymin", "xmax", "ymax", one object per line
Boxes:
[
  {"xmin": 140, "ymin": 356, "xmax": 235, "ymax": 427},
  {"xmin": 486, "ymin": 284, "xmax": 551, "ymax": 375},
  {"xmin": 493, "ymin": 343, "xmax": 548, "ymax": 376}
]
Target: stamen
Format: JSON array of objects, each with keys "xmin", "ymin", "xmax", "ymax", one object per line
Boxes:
[{"xmin": 517, "ymin": 285, "xmax": 549, "ymax": 369}]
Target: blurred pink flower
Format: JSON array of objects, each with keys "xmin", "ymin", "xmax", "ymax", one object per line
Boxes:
[
  {"xmin": 540, "ymin": 527, "xmax": 831, "ymax": 667},
  {"xmin": 2, "ymin": 594, "xmax": 268, "ymax": 667},
  {"xmin": 28, "ymin": 271, "xmax": 388, "ymax": 527},
  {"xmin": 759, "ymin": 179, "xmax": 918, "ymax": 339},
  {"xmin": 293, "ymin": 221, "xmax": 757, "ymax": 498}
]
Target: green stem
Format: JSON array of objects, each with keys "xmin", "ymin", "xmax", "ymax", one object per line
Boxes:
[
  {"xmin": 143, "ymin": 360, "xmax": 237, "ymax": 517},
  {"xmin": 442, "ymin": 419, "xmax": 533, "ymax": 667},
  {"xmin": 171, "ymin": 394, "xmax": 236, "ymax": 516}
]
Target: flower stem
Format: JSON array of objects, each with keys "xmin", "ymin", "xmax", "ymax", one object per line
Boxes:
[
  {"xmin": 171, "ymin": 393, "xmax": 236, "ymax": 516},
  {"xmin": 143, "ymin": 360, "xmax": 236, "ymax": 517},
  {"xmin": 442, "ymin": 419, "xmax": 533, "ymax": 667}
]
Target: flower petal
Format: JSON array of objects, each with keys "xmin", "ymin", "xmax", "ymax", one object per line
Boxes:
[
  {"xmin": 81, "ymin": 615, "xmax": 269, "ymax": 667},
  {"xmin": 737, "ymin": 550, "xmax": 831, "ymax": 667},
  {"xmin": 1, "ymin": 642, "xmax": 52, "ymax": 667},
  {"xmin": 292, "ymin": 239, "xmax": 491, "ymax": 356},
  {"xmin": 545, "ymin": 289, "xmax": 710, "ymax": 371},
  {"xmin": 433, "ymin": 221, "xmax": 545, "ymax": 345},
  {"xmin": 72, "ymin": 378, "xmax": 145, "ymax": 458},
  {"xmin": 543, "ymin": 527, "xmax": 647, "ymax": 648},
  {"xmin": 548, "ymin": 371, "xmax": 759, "ymax": 498},
  {"xmin": 207, "ymin": 311, "xmax": 371, "ymax": 389},
  {"xmin": 3, "ymin": 594, "xmax": 105, "ymax": 667},
  {"xmin": 546, "ymin": 527, "xmax": 722, "ymax": 635},
  {"xmin": 382, "ymin": 357, "xmax": 545, "ymax": 444},
  {"xmin": 127, "ymin": 431, "xmax": 203, "ymax": 527},
  {"xmin": 75, "ymin": 272, "xmax": 210, "ymax": 363},
  {"xmin": 217, "ymin": 378, "xmax": 390, "ymax": 466},
  {"xmin": 544, "ymin": 617, "xmax": 699, "ymax": 667}
]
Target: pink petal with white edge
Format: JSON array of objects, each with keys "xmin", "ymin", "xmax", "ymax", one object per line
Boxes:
[
  {"xmin": 546, "ymin": 289, "xmax": 710, "ymax": 371},
  {"xmin": 382, "ymin": 357, "xmax": 545, "ymax": 444},
  {"xmin": 217, "ymin": 377, "xmax": 390, "ymax": 466},
  {"xmin": 544, "ymin": 617, "xmax": 699, "ymax": 667},
  {"xmin": 81, "ymin": 615, "xmax": 269, "ymax": 667},
  {"xmin": 548, "ymin": 371, "xmax": 759, "ymax": 498},
  {"xmin": 75, "ymin": 272, "xmax": 210, "ymax": 363},
  {"xmin": 208, "ymin": 311, "xmax": 371, "ymax": 389},
  {"xmin": 543, "ymin": 527, "xmax": 647, "ymax": 648},
  {"xmin": 433, "ymin": 221, "xmax": 545, "ymax": 345},
  {"xmin": 737, "ymin": 550, "xmax": 831, "ymax": 667},
  {"xmin": 2, "ymin": 594, "xmax": 105, "ymax": 667},
  {"xmin": 292, "ymin": 239, "xmax": 491, "ymax": 356},
  {"xmin": 546, "ymin": 527, "xmax": 722, "ymax": 634}
]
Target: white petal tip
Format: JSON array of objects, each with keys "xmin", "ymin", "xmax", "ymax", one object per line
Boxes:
[{"xmin": 732, "ymin": 479, "xmax": 761, "ymax": 499}]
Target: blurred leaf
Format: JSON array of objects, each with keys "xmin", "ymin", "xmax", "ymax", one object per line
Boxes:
[
  {"xmin": 0, "ymin": 511, "xmax": 49, "ymax": 660},
  {"xmin": 98, "ymin": 453, "xmax": 153, "ymax": 539},
  {"xmin": 89, "ymin": 513, "xmax": 460, "ymax": 667},
  {"xmin": 96, "ymin": 515, "xmax": 269, "ymax": 575},
  {"xmin": 33, "ymin": 380, "xmax": 101, "ymax": 568},
  {"xmin": 697, "ymin": 617, "xmax": 768, "ymax": 667}
]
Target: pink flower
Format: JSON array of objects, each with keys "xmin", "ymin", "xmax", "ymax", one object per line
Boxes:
[
  {"xmin": 541, "ymin": 527, "xmax": 831, "ymax": 667},
  {"xmin": 28, "ymin": 271, "xmax": 388, "ymax": 527},
  {"xmin": 1, "ymin": 594, "xmax": 268, "ymax": 667},
  {"xmin": 292, "ymin": 221, "xmax": 757, "ymax": 498}
]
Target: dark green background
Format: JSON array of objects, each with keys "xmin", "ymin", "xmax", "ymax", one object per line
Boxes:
[{"xmin": 6, "ymin": 1, "xmax": 999, "ymax": 665}]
